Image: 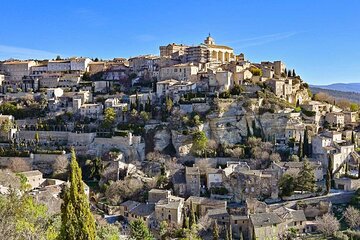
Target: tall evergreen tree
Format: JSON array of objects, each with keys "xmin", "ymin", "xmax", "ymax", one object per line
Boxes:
[
  {"xmin": 303, "ymin": 130, "xmax": 309, "ymax": 157},
  {"xmin": 288, "ymin": 70, "xmax": 292, "ymax": 77},
  {"xmin": 60, "ymin": 149, "xmax": 96, "ymax": 240},
  {"xmin": 189, "ymin": 202, "xmax": 196, "ymax": 229},
  {"xmin": 292, "ymin": 69, "xmax": 296, "ymax": 77},
  {"xmin": 325, "ymin": 169, "xmax": 331, "ymax": 194},
  {"xmin": 298, "ymin": 136, "xmax": 303, "ymax": 160},
  {"xmin": 213, "ymin": 220, "xmax": 219, "ymax": 240},
  {"xmin": 129, "ymin": 219, "xmax": 153, "ymax": 240},
  {"xmin": 297, "ymin": 158, "xmax": 316, "ymax": 193}
]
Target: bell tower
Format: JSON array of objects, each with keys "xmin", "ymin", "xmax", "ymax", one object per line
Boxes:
[{"xmin": 204, "ymin": 33, "xmax": 215, "ymax": 45}]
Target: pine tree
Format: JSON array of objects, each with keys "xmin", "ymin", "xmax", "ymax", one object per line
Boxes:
[
  {"xmin": 213, "ymin": 220, "xmax": 219, "ymax": 240},
  {"xmin": 292, "ymin": 69, "xmax": 296, "ymax": 77},
  {"xmin": 288, "ymin": 70, "xmax": 292, "ymax": 77},
  {"xmin": 297, "ymin": 158, "xmax": 316, "ymax": 193},
  {"xmin": 129, "ymin": 219, "xmax": 153, "ymax": 240},
  {"xmin": 60, "ymin": 148, "xmax": 96, "ymax": 240}
]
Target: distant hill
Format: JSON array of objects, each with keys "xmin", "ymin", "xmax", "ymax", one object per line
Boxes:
[
  {"xmin": 310, "ymin": 86, "xmax": 360, "ymax": 104},
  {"xmin": 310, "ymin": 83, "xmax": 360, "ymax": 93}
]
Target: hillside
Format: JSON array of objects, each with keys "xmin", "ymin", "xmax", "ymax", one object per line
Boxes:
[{"xmin": 310, "ymin": 86, "xmax": 360, "ymax": 103}]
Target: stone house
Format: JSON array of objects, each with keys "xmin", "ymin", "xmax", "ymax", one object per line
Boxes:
[
  {"xmin": 215, "ymin": 70, "xmax": 233, "ymax": 92},
  {"xmin": 20, "ymin": 170, "xmax": 44, "ymax": 189},
  {"xmin": 127, "ymin": 203, "xmax": 156, "ymax": 228},
  {"xmin": 186, "ymin": 196, "xmax": 227, "ymax": 217},
  {"xmin": 224, "ymin": 169, "xmax": 278, "ymax": 202},
  {"xmin": 206, "ymin": 208, "xmax": 230, "ymax": 226},
  {"xmin": 172, "ymin": 169, "xmax": 187, "ymax": 197},
  {"xmin": 159, "ymin": 63, "xmax": 199, "ymax": 81},
  {"xmin": 0, "ymin": 60, "xmax": 37, "ymax": 81},
  {"xmin": 273, "ymin": 207, "xmax": 307, "ymax": 234},
  {"xmin": 119, "ymin": 200, "xmax": 141, "ymax": 218},
  {"xmin": 185, "ymin": 166, "xmax": 201, "ymax": 197},
  {"xmin": 325, "ymin": 112, "xmax": 345, "ymax": 127},
  {"xmin": 79, "ymin": 103, "xmax": 103, "ymax": 118},
  {"xmin": 270, "ymin": 161, "xmax": 324, "ymax": 182},
  {"xmin": 343, "ymin": 111, "xmax": 358, "ymax": 124},
  {"xmin": 230, "ymin": 215, "xmax": 250, "ymax": 240},
  {"xmin": 206, "ymin": 168, "xmax": 223, "ymax": 189},
  {"xmin": 249, "ymin": 212, "xmax": 285, "ymax": 240},
  {"xmin": 155, "ymin": 198, "xmax": 184, "ymax": 226},
  {"xmin": 148, "ymin": 189, "xmax": 171, "ymax": 204},
  {"xmin": 312, "ymin": 131, "xmax": 354, "ymax": 175},
  {"xmin": 156, "ymin": 79, "xmax": 179, "ymax": 97},
  {"xmin": 266, "ymin": 78, "xmax": 292, "ymax": 99},
  {"xmin": 334, "ymin": 177, "xmax": 360, "ymax": 191}
]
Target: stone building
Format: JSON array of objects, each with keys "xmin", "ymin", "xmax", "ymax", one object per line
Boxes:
[
  {"xmin": 184, "ymin": 35, "xmax": 235, "ymax": 64},
  {"xmin": 249, "ymin": 212, "xmax": 285, "ymax": 240},
  {"xmin": 0, "ymin": 61, "xmax": 37, "ymax": 82},
  {"xmin": 20, "ymin": 170, "xmax": 44, "ymax": 189},
  {"xmin": 185, "ymin": 166, "xmax": 201, "ymax": 196},
  {"xmin": 325, "ymin": 112, "xmax": 345, "ymax": 128},
  {"xmin": 159, "ymin": 43, "xmax": 189, "ymax": 59},
  {"xmin": 224, "ymin": 169, "xmax": 278, "ymax": 202},
  {"xmin": 148, "ymin": 189, "xmax": 171, "ymax": 204},
  {"xmin": 155, "ymin": 197, "xmax": 184, "ymax": 226},
  {"xmin": 159, "ymin": 63, "xmax": 199, "ymax": 81},
  {"xmin": 185, "ymin": 196, "xmax": 227, "ymax": 217}
]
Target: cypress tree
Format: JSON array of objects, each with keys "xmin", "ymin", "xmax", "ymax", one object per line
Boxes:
[
  {"xmin": 189, "ymin": 202, "xmax": 196, "ymax": 228},
  {"xmin": 303, "ymin": 130, "xmax": 309, "ymax": 157},
  {"xmin": 298, "ymin": 136, "xmax": 303, "ymax": 160},
  {"xmin": 213, "ymin": 220, "xmax": 219, "ymax": 240},
  {"xmin": 60, "ymin": 148, "xmax": 96, "ymax": 240},
  {"xmin": 239, "ymin": 231, "xmax": 244, "ymax": 240},
  {"xmin": 292, "ymin": 69, "xmax": 296, "ymax": 77},
  {"xmin": 288, "ymin": 70, "xmax": 292, "ymax": 77},
  {"xmin": 325, "ymin": 169, "xmax": 331, "ymax": 194}
]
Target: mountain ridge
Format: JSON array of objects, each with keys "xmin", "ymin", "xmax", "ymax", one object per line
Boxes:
[{"xmin": 310, "ymin": 83, "xmax": 360, "ymax": 93}]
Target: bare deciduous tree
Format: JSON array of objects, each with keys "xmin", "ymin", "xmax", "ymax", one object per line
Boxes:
[
  {"xmin": 7, "ymin": 158, "xmax": 31, "ymax": 173},
  {"xmin": 52, "ymin": 155, "xmax": 69, "ymax": 174},
  {"xmin": 230, "ymin": 147, "xmax": 244, "ymax": 159},
  {"xmin": 315, "ymin": 213, "xmax": 340, "ymax": 237},
  {"xmin": 146, "ymin": 151, "xmax": 167, "ymax": 163},
  {"xmin": 105, "ymin": 178, "xmax": 144, "ymax": 205},
  {"xmin": 270, "ymin": 153, "xmax": 281, "ymax": 163},
  {"xmin": 343, "ymin": 206, "xmax": 360, "ymax": 229}
]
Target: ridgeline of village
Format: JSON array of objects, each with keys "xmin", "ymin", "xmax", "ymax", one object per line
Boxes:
[{"xmin": 0, "ymin": 35, "xmax": 360, "ymax": 240}]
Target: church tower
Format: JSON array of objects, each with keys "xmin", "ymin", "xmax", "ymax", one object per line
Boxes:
[{"xmin": 204, "ymin": 33, "xmax": 215, "ymax": 45}]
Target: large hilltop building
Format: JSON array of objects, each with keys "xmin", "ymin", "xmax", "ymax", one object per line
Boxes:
[{"xmin": 159, "ymin": 34, "xmax": 235, "ymax": 64}]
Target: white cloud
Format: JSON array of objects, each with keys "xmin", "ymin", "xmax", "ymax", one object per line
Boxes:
[{"xmin": 0, "ymin": 44, "xmax": 59, "ymax": 60}]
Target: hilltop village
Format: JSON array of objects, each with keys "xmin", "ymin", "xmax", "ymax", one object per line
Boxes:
[{"xmin": 1, "ymin": 35, "xmax": 360, "ymax": 240}]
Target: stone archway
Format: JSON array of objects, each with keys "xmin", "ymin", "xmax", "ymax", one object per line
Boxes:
[
  {"xmin": 218, "ymin": 51, "xmax": 224, "ymax": 62},
  {"xmin": 224, "ymin": 52, "xmax": 230, "ymax": 62},
  {"xmin": 212, "ymin": 51, "xmax": 218, "ymax": 61}
]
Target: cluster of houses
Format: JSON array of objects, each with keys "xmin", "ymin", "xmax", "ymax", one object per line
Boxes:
[{"xmin": 0, "ymin": 35, "xmax": 359, "ymax": 239}]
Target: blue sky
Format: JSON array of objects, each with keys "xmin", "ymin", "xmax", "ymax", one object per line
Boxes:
[{"xmin": 0, "ymin": 0, "xmax": 359, "ymax": 85}]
